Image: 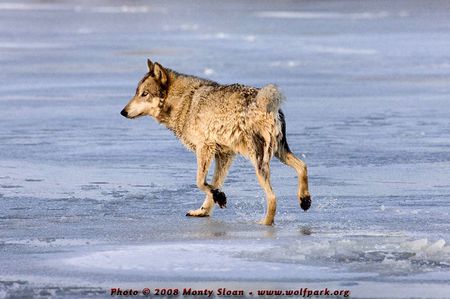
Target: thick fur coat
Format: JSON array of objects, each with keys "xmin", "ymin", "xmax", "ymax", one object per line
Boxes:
[{"xmin": 121, "ymin": 60, "xmax": 311, "ymax": 225}]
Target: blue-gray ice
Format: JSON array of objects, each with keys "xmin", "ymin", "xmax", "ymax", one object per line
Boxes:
[{"xmin": 1, "ymin": 0, "xmax": 450, "ymax": 298}]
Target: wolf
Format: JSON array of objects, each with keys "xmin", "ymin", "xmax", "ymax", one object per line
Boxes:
[{"xmin": 120, "ymin": 59, "xmax": 311, "ymax": 225}]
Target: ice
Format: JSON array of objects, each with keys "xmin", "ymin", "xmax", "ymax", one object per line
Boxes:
[
  {"xmin": 402, "ymin": 239, "xmax": 429, "ymax": 252},
  {"xmin": 58, "ymin": 242, "xmax": 361, "ymax": 280},
  {"xmin": 254, "ymin": 11, "xmax": 391, "ymax": 20},
  {"xmin": 86, "ymin": 6, "xmax": 151, "ymax": 14},
  {"xmin": 1, "ymin": 0, "xmax": 450, "ymax": 298},
  {"xmin": 307, "ymin": 46, "xmax": 377, "ymax": 56},
  {"xmin": 426, "ymin": 239, "xmax": 446, "ymax": 255},
  {"xmin": 203, "ymin": 68, "xmax": 215, "ymax": 76}
]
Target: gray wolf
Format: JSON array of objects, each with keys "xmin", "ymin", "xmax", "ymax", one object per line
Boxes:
[{"xmin": 121, "ymin": 59, "xmax": 311, "ymax": 225}]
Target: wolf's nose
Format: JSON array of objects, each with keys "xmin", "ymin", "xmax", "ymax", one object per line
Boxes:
[{"xmin": 120, "ymin": 109, "xmax": 128, "ymax": 117}]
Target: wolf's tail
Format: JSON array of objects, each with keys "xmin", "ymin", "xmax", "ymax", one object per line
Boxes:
[
  {"xmin": 253, "ymin": 84, "xmax": 285, "ymax": 167},
  {"xmin": 256, "ymin": 84, "xmax": 284, "ymax": 114}
]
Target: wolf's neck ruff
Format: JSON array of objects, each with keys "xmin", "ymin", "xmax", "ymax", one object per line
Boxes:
[{"xmin": 157, "ymin": 70, "xmax": 217, "ymax": 151}]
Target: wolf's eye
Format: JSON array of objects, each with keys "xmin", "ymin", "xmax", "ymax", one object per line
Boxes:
[{"xmin": 141, "ymin": 91, "xmax": 148, "ymax": 97}]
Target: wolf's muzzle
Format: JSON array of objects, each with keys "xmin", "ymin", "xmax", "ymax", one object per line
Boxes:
[{"xmin": 120, "ymin": 109, "xmax": 128, "ymax": 118}]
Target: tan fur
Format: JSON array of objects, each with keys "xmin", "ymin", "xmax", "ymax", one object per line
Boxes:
[{"xmin": 121, "ymin": 59, "xmax": 311, "ymax": 225}]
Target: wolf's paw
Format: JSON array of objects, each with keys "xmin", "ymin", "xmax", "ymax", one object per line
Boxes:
[
  {"xmin": 300, "ymin": 195, "xmax": 312, "ymax": 211},
  {"xmin": 258, "ymin": 218, "xmax": 274, "ymax": 226},
  {"xmin": 186, "ymin": 207, "xmax": 210, "ymax": 217},
  {"xmin": 211, "ymin": 189, "xmax": 227, "ymax": 208}
]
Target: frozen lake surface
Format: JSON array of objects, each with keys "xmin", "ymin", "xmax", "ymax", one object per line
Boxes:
[{"xmin": 1, "ymin": 0, "xmax": 450, "ymax": 298}]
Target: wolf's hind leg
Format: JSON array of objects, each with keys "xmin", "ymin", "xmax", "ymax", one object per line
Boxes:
[
  {"xmin": 253, "ymin": 159, "xmax": 277, "ymax": 225},
  {"xmin": 276, "ymin": 145, "xmax": 311, "ymax": 211},
  {"xmin": 275, "ymin": 110, "xmax": 311, "ymax": 211},
  {"xmin": 251, "ymin": 133, "xmax": 277, "ymax": 225},
  {"xmin": 186, "ymin": 149, "xmax": 232, "ymax": 217},
  {"xmin": 278, "ymin": 151, "xmax": 311, "ymax": 210}
]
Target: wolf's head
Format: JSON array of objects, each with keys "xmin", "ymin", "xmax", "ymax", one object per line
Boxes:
[{"xmin": 121, "ymin": 59, "xmax": 169, "ymax": 119}]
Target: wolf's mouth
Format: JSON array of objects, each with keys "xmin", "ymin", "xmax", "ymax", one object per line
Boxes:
[
  {"xmin": 129, "ymin": 112, "xmax": 144, "ymax": 119},
  {"xmin": 121, "ymin": 108, "xmax": 144, "ymax": 119}
]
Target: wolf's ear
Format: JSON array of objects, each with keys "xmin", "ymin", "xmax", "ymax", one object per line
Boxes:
[
  {"xmin": 153, "ymin": 62, "xmax": 168, "ymax": 86},
  {"xmin": 147, "ymin": 59, "xmax": 154, "ymax": 73}
]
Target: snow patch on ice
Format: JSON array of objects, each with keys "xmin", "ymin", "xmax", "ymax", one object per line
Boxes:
[
  {"xmin": 309, "ymin": 45, "xmax": 377, "ymax": 55},
  {"xmin": 163, "ymin": 24, "xmax": 199, "ymax": 32},
  {"xmin": 270, "ymin": 60, "xmax": 303, "ymax": 68},
  {"xmin": 85, "ymin": 6, "xmax": 150, "ymax": 14},
  {"xmin": 0, "ymin": 3, "xmax": 68, "ymax": 11},
  {"xmin": 203, "ymin": 68, "xmax": 215, "ymax": 76},
  {"xmin": 243, "ymin": 35, "xmax": 257, "ymax": 42},
  {"xmin": 0, "ymin": 42, "xmax": 69, "ymax": 49},
  {"xmin": 238, "ymin": 236, "xmax": 450, "ymax": 275},
  {"xmin": 58, "ymin": 237, "xmax": 450, "ymax": 280},
  {"xmin": 215, "ymin": 32, "xmax": 229, "ymax": 39},
  {"xmin": 58, "ymin": 242, "xmax": 373, "ymax": 280},
  {"xmin": 255, "ymin": 11, "xmax": 390, "ymax": 20},
  {"xmin": 402, "ymin": 239, "xmax": 448, "ymax": 256}
]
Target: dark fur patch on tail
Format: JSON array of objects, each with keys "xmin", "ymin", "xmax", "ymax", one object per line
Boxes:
[{"xmin": 278, "ymin": 109, "xmax": 291, "ymax": 154}]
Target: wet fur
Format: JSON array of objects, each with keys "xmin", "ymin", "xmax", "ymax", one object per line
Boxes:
[{"xmin": 121, "ymin": 60, "xmax": 311, "ymax": 225}]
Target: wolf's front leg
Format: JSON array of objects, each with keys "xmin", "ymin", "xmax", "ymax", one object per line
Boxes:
[{"xmin": 186, "ymin": 150, "xmax": 233, "ymax": 217}]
